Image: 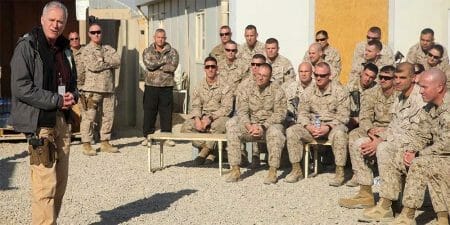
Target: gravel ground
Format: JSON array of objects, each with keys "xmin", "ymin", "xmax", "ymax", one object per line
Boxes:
[{"xmin": 0, "ymin": 122, "xmax": 438, "ymax": 225}]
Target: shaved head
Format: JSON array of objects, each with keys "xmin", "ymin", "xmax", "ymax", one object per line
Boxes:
[{"xmin": 419, "ymin": 68, "xmax": 447, "ymax": 105}]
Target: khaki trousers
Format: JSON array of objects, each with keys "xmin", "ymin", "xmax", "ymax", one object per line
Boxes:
[{"xmin": 31, "ymin": 112, "xmax": 70, "ymax": 225}]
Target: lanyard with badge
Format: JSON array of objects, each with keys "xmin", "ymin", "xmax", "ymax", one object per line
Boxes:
[{"xmin": 57, "ymin": 72, "xmax": 65, "ymax": 95}]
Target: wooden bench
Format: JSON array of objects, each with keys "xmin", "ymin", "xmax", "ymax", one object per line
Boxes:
[
  {"xmin": 147, "ymin": 132, "xmax": 227, "ymax": 175},
  {"xmin": 304, "ymin": 139, "xmax": 332, "ymax": 178}
]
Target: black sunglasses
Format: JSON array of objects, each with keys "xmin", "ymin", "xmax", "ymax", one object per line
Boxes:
[
  {"xmin": 225, "ymin": 48, "xmax": 237, "ymax": 53},
  {"xmin": 366, "ymin": 35, "xmax": 380, "ymax": 40},
  {"xmin": 427, "ymin": 52, "xmax": 442, "ymax": 60},
  {"xmin": 220, "ymin": 32, "xmax": 231, "ymax": 37},
  {"xmin": 204, "ymin": 65, "xmax": 217, "ymax": 69},
  {"xmin": 379, "ymin": 75, "xmax": 394, "ymax": 81},
  {"xmin": 316, "ymin": 38, "xmax": 327, "ymax": 42},
  {"xmin": 70, "ymin": 37, "xmax": 79, "ymax": 41},
  {"xmin": 251, "ymin": 63, "xmax": 262, "ymax": 67},
  {"xmin": 89, "ymin": 30, "xmax": 102, "ymax": 35},
  {"xmin": 314, "ymin": 72, "xmax": 330, "ymax": 78}
]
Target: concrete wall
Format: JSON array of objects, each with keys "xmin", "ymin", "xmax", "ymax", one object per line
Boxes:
[
  {"xmin": 390, "ymin": 0, "xmax": 450, "ymax": 58},
  {"xmin": 229, "ymin": 0, "xmax": 314, "ymax": 71}
]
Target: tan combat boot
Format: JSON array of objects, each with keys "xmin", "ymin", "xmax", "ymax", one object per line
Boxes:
[
  {"xmin": 346, "ymin": 174, "xmax": 358, "ymax": 187},
  {"xmin": 329, "ymin": 165, "xmax": 345, "ymax": 187},
  {"xmin": 436, "ymin": 211, "xmax": 449, "ymax": 225},
  {"xmin": 359, "ymin": 197, "xmax": 394, "ymax": 222},
  {"xmin": 263, "ymin": 166, "xmax": 278, "ymax": 184},
  {"xmin": 82, "ymin": 142, "xmax": 97, "ymax": 156},
  {"xmin": 225, "ymin": 166, "xmax": 241, "ymax": 182},
  {"xmin": 388, "ymin": 207, "xmax": 416, "ymax": 225},
  {"xmin": 338, "ymin": 185, "xmax": 375, "ymax": 208},
  {"xmin": 100, "ymin": 141, "xmax": 119, "ymax": 153},
  {"xmin": 285, "ymin": 162, "xmax": 303, "ymax": 183}
]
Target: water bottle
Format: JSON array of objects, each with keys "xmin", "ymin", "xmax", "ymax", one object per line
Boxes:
[
  {"xmin": 373, "ymin": 176, "xmax": 381, "ymax": 186},
  {"xmin": 314, "ymin": 114, "xmax": 321, "ymax": 128}
]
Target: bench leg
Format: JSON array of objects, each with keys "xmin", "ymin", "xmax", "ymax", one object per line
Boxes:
[
  {"xmin": 219, "ymin": 141, "xmax": 223, "ymax": 176},
  {"xmin": 246, "ymin": 142, "xmax": 253, "ymax": 162},
  {"xmin": 147, "ymin": 138, "xmax": 152, "ymax": 172},
  {"xmin": 160, "ymin": 142, "xmax": 164, "ymax": 168},
  {"xmin": 314, "ymin": 147, "xmax": 319, "ymax": 176},
  {"xmin": 305, "ymin": 144, "xmax": 310, "ymax": 178},
  {"xmin": 192, "ymin": 147, "xmax": 199, "ymax": 160}
]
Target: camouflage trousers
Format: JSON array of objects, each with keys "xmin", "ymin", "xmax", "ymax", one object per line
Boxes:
[
  {"xmin": 80, "ymin": 92, "xmax": 115, "ymax": 142},
  {"xmin": 226, "ymin": 117, "xmax": 262, "ymax": 157},
  {"xmin": 377, "ymin": 141, "xmax": 407, "ymax": 201},
  {"xmin": 348, "ymin": 127, "xmax": 375, "ymax": 185},
  {"xmin": 286, "ymin": 124, "xmax": 348, "ymax": 166},
  {"xmin": 180, "ymin": 116, "xmax": 228, "ymax": 150},
  {"xmin": 226, "ymin": 121, "xmax": 285, "ymax": 168},
  {"xmin": 402, "ymin": 155, "xmax": 450, "ymax": 212}
]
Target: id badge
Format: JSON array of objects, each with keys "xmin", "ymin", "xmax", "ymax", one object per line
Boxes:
[{"xmin": 58, "ymin": 85, "xmax": 66, "ymax": 95}]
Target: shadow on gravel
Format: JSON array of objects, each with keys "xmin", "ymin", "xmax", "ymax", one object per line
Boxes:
[
  {"xmin": 0, "ymin": 150, "xmax": 28, "ymax": 190},
  {"xmin": 90, "ymin": 189, "xmax": 198, "ymax": 225}
]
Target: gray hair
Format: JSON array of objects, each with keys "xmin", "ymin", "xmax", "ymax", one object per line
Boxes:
[{"xmin": 42, "ymin": 1, "xmax": 68, "ymax": 20}]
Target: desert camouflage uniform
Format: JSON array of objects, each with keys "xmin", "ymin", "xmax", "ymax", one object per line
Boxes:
[
  {"xmin": 347, "ymin": 78, "xmax": 376, "ymax": 119},
  {"xmin": 181, "ymin": 77, "xmax": 233, "ymax": 149},
  {"xmin": 406, "ymin": 42, "xmax": 449, "ymax": 65},
  {"xmin": 303, "ymin": 45, "xmax": 342, "ymax": 80},
  {"xmin": 401, "ymin": 93, "xmax": 450, "ymax": 212},
  {"xmin": 238, "ymin": 41, "xmax": 265, "ymax": 73},
  {"xmin": 267, "ymin": 54, "xmax": 296, "ymax": 85},
  {"xmin": 376, "ymin": 85, "xmax": 432, "ymax": 201},
  {"xmin": 348, "ymin": 86, "xmax": 397, "ymax": 185},
  {"xmin": 226, "ymin": 81, "xmax": 287, "ymax": 168},
  {"xmin": 72, "ymin": 46, "xmax": 85, "ymax": 87},
  {"xmin": 352, "ymin": 40, "xmax": 394, "ymax": 70},
  {"xmin": 210, "ymin": 43, "xmax": 226, "ymax": 63},
  {"xmin": 286, "ymin": 81, "xmax": 350, "ymax": 166},
  {"xmin": 281, "ymin": 80, "xmax": 313, "ymax": 126},
  {"xmin": 218, "ymin": 58, "xmax": 248, "ymax": 95},
  {"xmin": 348, "ymin": 55, "xmax": 393, "ymax": 85},
  {"xmin": 79, "ymin": 42, "xmax": 120, "ymax": 142}
]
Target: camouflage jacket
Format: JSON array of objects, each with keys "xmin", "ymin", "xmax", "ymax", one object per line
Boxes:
[
  {"xmin": 80, "ymin": 42, "xmax": 121, "ymax": 93},
  {"xmin": 358, "ymin": 85, "xmax": 397, "ymax": 132},
  {"xmin": 190, "ymin": 77, "xmax": 233, "ymax": 120},
  {"xmin": 267, "ymin": 54, "xmax": 296, "ymax": 85},
  {"xmin": 346, "ymin": 78, "xmax": 376, "ymax": 117},
  {"xmin": 297, "ymin": 81, "xmax": 350, "ymax": 127},
  {"xmin": 420, "ymin": 93, "xmax": 450, "ymax": 156},
  {"xmin": 351, "ymin": 40, "xmax": 394, "ymax": 77},
  {"xmin": 348, "ymin": 55, "xmax": 393, "ymax": 85},
  {"xmin": 143, "ymin": 42, "xmax": 179, "ymax": 87},
  {"xmin": 406, "ymin": 42, "xmax": 449, "ymax": 65},
  {"xmin": 378, "ymin": 85, "xmax": 429, "ymax": 149},
  {"xmin": 303, "ymin": 45, "xmax": 342, "ymax": 80},
  {"xmin": 281, "ymin": 80, "xmax": 313, "ymax": 123},
  {"xmin": 238, "ymin": 41, "xmax": 265, "ymax": 72},
  {"xmin": 218, "ymin": 58, "xmax": 248, "ymax": 94},
  {"xmin": 72, "ymin": 46, "xmax": 85, "ymax": 87},
  {"xmin": 238, "ymin": 81, "xmax": 287, "ymax": 128}
]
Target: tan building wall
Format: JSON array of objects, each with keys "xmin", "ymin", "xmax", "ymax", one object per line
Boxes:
[{"xmin": 315, "ymin": 0, "xmax": 389, "ymax": 84}]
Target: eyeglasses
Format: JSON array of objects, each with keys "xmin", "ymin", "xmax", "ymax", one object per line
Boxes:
[
  {"xmin": 251, "ymin": 63, "xmax": 262, "ymax": 67},
  {"xmin": 220, "ymin": 32, "xmax": 231, "ymax": 37},
  {"xmin": 366, "ymin": 35, "xmax": 380, "ymax": 40},
  {"xmin": 70, "ymin": 37, "xmax": 79, "ymax": 41},
  {"xmin": 427, "ymin": 52, "xmax": 442, "ymax": 60},
  {"xmin": 89, "ymin": 30, "xmax": 102, "ymax": 35},
  {"xmin": 225, "ymin": 48, "xmax": 237, "ymax": 53},
  {"xmin": 204, "ymin": 65, "xmax": 217, "ymax": 69},
  {"xmin": 316, "ymin": 38, "xmax": 327, "ymax": 42},
  {"xmin": 379, "ymin": 75, "xmax": 394, "ymax": 81},
  {"xmin": 314, "ymin": 72, "xmax": 330, "ymax": 78}
]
